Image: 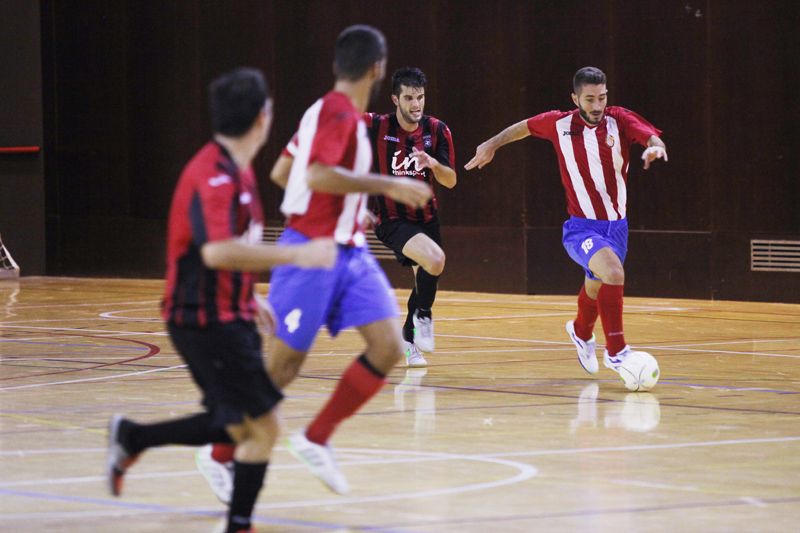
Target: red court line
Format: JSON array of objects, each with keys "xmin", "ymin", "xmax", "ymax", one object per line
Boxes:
[{"xmin": 0, "ymin": 331, "xmax": 160, "ymax": 381}]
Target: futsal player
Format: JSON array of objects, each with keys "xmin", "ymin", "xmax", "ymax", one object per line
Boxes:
[
  {"xmin": 465, "ymin": 66, "xmax": 667, "ymax": 376},
  {"xmin": 365, "ymin": 66, "xmax": 457, "ymax": 367},
  {"xmin": 106, "ymin": 67, "xmax": 336, "ymax": 533},
  {"xmin": 197, "ymin": 25, "xmax": 431, "ymax": 501}
]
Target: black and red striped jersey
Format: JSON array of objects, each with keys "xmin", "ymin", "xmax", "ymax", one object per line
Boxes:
[
  {"xmin": 365, "ymin": 113, "xmax": 455, "ymax": 224},
  {"xmin": 162, "ymin": 141, "xmax": 264, "ymax": 327}
]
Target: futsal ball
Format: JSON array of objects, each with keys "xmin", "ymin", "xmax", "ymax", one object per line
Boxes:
[{"xmin": 617, "ymin": 351, "xmax": 660, "ymax": 392}]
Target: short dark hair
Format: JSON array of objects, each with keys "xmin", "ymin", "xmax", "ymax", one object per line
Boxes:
[
  {"xmin": 208, "ymin": 67, "xmax": 270, "ymax": 137},
  {"xmin": 391, "ymin": 67, "xmax": 427, "ymax": 95},
  {"xmin": 573, "ymin": 66, "xmax": 607, "ymax": 94},
  {"xmin": 334, "ymin": 25, "xmax": 387, "ymax": 81}
]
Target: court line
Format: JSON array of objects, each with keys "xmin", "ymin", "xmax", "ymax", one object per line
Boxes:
[
  {"xmin": 0, "ymin": 449, "xmax": 536, "ymax": 531},
  {"xmin": 476, "ymin": 435, "xmax": 800, "ymax": 460},
  {"xmin": 359, "ymin": 495, "xmax": 800, "ymax": 531},
  {"xmin": 0, "ymin": 488, "xmax": 352, "ymax": 531},
  {"xmin": 4, "ymin": 300, "xmax": 160, "ymax": 311},
  {"xmin": 0, "ymin": 325, "xmax": 168, "ymax": 336},
  {"xmin": 0, "ymin": 364, "xmax": 187, "ymax": 391},
  {"xmin": 0, "ymin": 332, "xmax": 161, "ymax": 382}
]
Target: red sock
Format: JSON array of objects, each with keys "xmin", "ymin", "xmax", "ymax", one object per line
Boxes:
[
  {"xmin": 574, "ymin": 285, "xmax": 598, "ymax": 340},
  {"xmin": 211, "ymin": 443, "xmax": 235, "ymax": 463},
  {"xmin": 305, "ymin": 356, "xmax": 386, "ymax": 445},
  {"xmin": 597, "ymin": 284, "xmax": 626, "ymax": 355}
]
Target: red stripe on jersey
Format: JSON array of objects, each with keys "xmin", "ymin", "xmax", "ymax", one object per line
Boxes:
[
  {"xmin": 288, "ymin": 192, "xmax": 345, "ymax": 238},
  {"xmin": 162, "ymin": 142, "xmax": 260, "ymax": 327},
  {"xmin": 596, "ymin": 122, "xmax": 621, "ymax": 219},
  {"xmin": 569, "ymin": 116, "xmax": 609, "ymax": 220},
  {"xmin": 553, "ymin": 148, "xmax": 587, "ymax": 219}
]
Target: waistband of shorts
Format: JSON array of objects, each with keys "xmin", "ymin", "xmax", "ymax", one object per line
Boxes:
[
  {"xmin": 567, "ymin": 215, "xmax": 628, "ymax": 228},
  {"xmin": 279, "ymin": 227, "xmax": 365, "ymax": 253}
]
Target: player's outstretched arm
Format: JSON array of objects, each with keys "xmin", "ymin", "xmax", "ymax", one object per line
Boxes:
[
  {"xmin": 307, "ymin": 163, "xmax": 432, "ymax": 208},
  {"xmin": 465, "ymin": 119, "xmax": 531, "ymax": 170},
  {"xmin": 642, "ymin": 135, "xmax": 668, "ymax": 170},
  {"xmin": 201, "ymin": 238, "xmax": 337, "ymax": 271},
  {"xmin": 269, "ymin": 154, "xmax": 293, "ymax": 189},
  {"xmin": 412, "ymin": 147, "xmax": 457, "ymax": 189}
]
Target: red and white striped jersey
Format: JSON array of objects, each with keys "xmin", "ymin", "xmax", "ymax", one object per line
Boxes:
[
  {"xmin": 527, "ymin": 106, "xmax": 661, "ymax": 220},
  {"xmin": 280, "ymin": 91, "xmax": 372, "ymax": 247}
]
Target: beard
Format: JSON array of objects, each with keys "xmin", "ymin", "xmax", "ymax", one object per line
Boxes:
[
  {"xmin": 580, "ymin": 108, "xmax": 603, "ymax": 125},
  {"xmin": 399, "ymin": 107, "xmax": 421, "ymax": 124}
]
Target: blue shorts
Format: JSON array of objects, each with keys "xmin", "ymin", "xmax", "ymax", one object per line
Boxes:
[
  {"xmin": 267, "ymin": 228, "xmax": 400, "ymax": 352},
  {"xmin": 562, "ymin": 216, "xmax": 628, "ymax": 281}
]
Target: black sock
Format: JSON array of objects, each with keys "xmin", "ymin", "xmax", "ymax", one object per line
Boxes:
[
  {"xmin": 126, "ymin": 413, "xmax": 232, "ymax": 455},
  {"xmin": 415, "ymin": 268, "xmax": 440, "ymax": 316},
  {"xmin": 227, "ymin": 461, "xmax": 268, "ymax": 533},
  {"xmin": 403, "ymin": 288, "xmax": 418, "ymax": 342}
]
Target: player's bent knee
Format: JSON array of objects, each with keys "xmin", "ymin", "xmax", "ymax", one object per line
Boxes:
[
  {"xmin": 603, "ymin": 267, "xmax": 625, "ymax": 285},
  {"xmin": 429, "ymin": 253, "xmax": 445, "ymax": 276},
  {"xmin": 367, "ymin": 338, "xmax": 403, "ymax": 372},
  {"xmin": 267, "ymin": 350, "xmax": 305, "ymax": 389}
]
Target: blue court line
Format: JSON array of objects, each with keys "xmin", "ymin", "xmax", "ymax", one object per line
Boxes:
[{"xmin": 0, "ymin": 487, "xmax": 374, "ymax": 531}]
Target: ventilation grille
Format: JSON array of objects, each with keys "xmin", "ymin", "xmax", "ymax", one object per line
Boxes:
[
  {"xmin": 751, "ymin": 240, "xmax": 800, "ymax": 272},
  {"xmin": 262, "ymin": 226, "xmax": 395, "ymax": 259}
]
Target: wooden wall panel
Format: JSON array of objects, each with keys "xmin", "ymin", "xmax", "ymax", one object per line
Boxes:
[
  {"xmin": 35, "ymin": 0, "xmax": 799, "ymax": 302},
  {"xmin": 0, "ymin": 0, "xmax": 45, "ymax": 275}
]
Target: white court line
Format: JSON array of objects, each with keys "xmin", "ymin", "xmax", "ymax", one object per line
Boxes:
[
  {"xmin": 93, "ymin": 301, "xmax": 690, "ymax": 322},
  {"xmin": 2, "ymin": 318, "xmax": 134, "ymax": 324},
  {"xmin": 609, "ymin": 479, "xmax": 701, "ymax": 492},
  {"xmin": 637, "ymin": 344, "xmax": 800, "ymax": 359},
  {"xmin": 0, "ymin": 324, "xmax": 168, "ymax": 336},
  {"xmin": 436, "ymin": 307, "xmax": 689, "ymax": 322},
  {"xmin": 0, "ymin": 448, "xmax": 537, "ymax": 514},
  {"xmin": 434, "ymin": 297, "xmax": 694, "ymax": 310},
  {"xmin": 6, "ymin": 300, "xmax": 160, "ymax": 311},
  {"xmin": 477, "ymin": 436, "xmax": 800, "ymax": 460},
  {"xmin": 740, "ymin": 496, "xmax": 768, "ymax": 508},
  {"xmin": 655, "ymin": 338, "xmax": 799, "ymax": 348},
  {"xmin": 434, "ymin": 333, "xmax": 566, "ymax": 345},
  {"xmin": 3, "ymin": 437, "xmax": 798, "ymax": 510},
  {"xmin": 99, "ymin": 308, "xmax": 159, "ymax": 320},
  {"xmin": 0, "ymin": 364, "xmax": 187, "ymax": 392},
  {"xmin": 5, "ymin": 435, "xmax": 798, "ymax": 463}
]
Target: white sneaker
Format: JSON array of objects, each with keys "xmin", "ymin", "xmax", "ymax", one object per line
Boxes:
[
  {"xmin": 287, "ymin": 432, "xmax": 350, "ymax": 495},
  {"xmin": 603, "ymin": 345, "xmax": 632, "ymax": 373},
  {"xmin": 106, "ymin": 414, "xmax": 138, "ymax": 497},
  {"xmin": 404, "ymin": 340, "xmax": 428, "ymax": 367},
  {"xmin": 565, "ymin": 321, "xmax": 598, "ymax": 374},
  {"xmin": 412, "ymin": 311, "xmax": 435, "ymax": 352},
  {"xmin": 195, "ymin": 444, "xmax": 233, "ymax": 504}
]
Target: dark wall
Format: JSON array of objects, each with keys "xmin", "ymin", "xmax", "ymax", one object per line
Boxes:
[
  {"xmin": 0, "ymin": 0, "xmax": 45, "ymax": 275},
  {"xmin": 36, "ymin": 0, "xmax": 800, "ymax": 302}
]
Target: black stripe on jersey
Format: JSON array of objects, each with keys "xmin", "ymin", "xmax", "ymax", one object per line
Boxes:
[
  {"xmin": 434, "ymin": 120, "xmax": 451, "ymax": 168},
  {"xmin": 385, "ymin": 117, "xmax": 408, "ymax": 220},
  {"xmin": 406, "ymin": 127, "xmax": 426, "ymax": 222},
  {"xmin": 190, "ymin": 192, "xmax": 208, "ymax": 246},
  {"xmin": 203, "ymin": 267, "xmax": 218, "ymax": 324},
  {"xmin": 173, "ymin": 245, "xmax": 202, "ymax": 326}
]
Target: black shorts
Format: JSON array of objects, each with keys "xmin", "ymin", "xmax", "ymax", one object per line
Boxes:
[
  {"xmin": 167, "ymin": 320, "xmax": 283, "ymax": 430},
  {"xmin": 374, "ymin": 218, "xmax": 442, "ymax": 267}
]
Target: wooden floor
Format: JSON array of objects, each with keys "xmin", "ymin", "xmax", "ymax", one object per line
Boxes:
[{"xmin": 1, "ymin": 277, "xmax": 799, "ymax": 532}]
